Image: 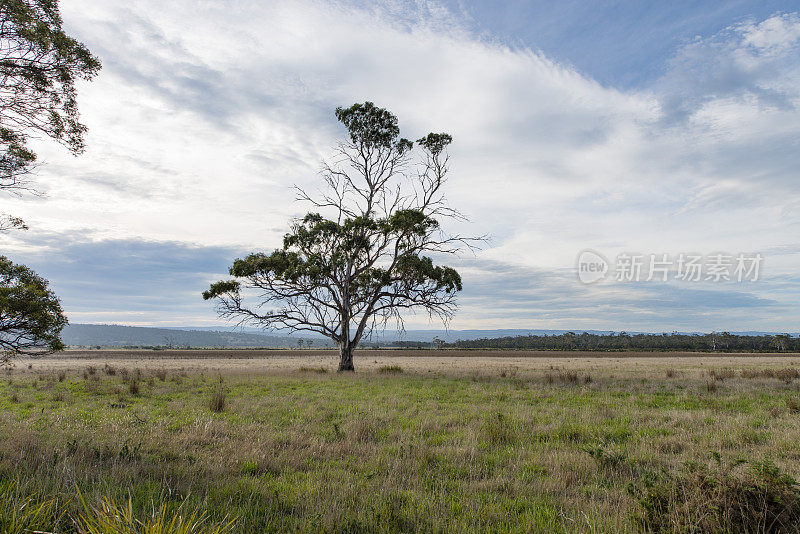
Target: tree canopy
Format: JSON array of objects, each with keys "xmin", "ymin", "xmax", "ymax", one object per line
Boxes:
[
  {"xmin": 205, "ymin": 102, "xmax": 476, "ymax": 371},
  {"xmin": 0, "ymin": 0, "xmax": 99, "ymax": 359},
  {"xmin": 1, "ymin": 0, "xmax": 101, "ymax": 228},
  {"xmin": 0, "ymin": 254, "xmax": 67, "ymax": 362}
]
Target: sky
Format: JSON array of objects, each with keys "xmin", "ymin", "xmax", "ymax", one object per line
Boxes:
[{"xmin": 2, "ymin": 0, "xmax": 800, "ymax": 333}]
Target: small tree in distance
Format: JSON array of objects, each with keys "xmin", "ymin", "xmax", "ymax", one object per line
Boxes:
[{"xmin": 204, "ymin": 102, "xmax": 478, "ymax": 371}]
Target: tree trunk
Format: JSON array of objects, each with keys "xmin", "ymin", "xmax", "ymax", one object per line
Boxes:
[{"xmin": 338, "ymin": 342, "xmax": 355, "ymax": 372}]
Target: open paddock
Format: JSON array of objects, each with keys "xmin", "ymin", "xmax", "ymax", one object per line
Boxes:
[
  {"xmin": 2, "ymin": 350, "xmax": 800, "ymax": 532},
  {"xmin": 15, "ymin": 348, "xmax": 800, "ymax": 379}
]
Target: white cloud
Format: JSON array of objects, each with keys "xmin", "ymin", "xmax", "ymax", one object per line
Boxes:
[
  {"xmin": 3, "ymin": 2, "xmax": 800, "ymax": 330},
  {"xmin": 741, "ymin": 12, "xmax": 800, "ymax": 52}
]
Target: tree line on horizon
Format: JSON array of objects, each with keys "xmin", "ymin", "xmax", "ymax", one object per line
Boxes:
[{"xmin": 393, "ymin": 332, "xmax": 800, "ymax": 352}]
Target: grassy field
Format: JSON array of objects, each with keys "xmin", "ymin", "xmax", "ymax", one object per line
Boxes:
[{"xmin": 2, "ymin": 350, "xmax": 800, "ymax": 532}]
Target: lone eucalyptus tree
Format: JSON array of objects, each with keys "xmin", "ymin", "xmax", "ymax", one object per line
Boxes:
[{"xmin": 204, "ymin": 102, "xmax": 475, "ymax": 371}]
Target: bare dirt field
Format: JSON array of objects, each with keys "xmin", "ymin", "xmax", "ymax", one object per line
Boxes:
[{"xmin": 16, "ymin": 348, "xmax": 800, "ymax": 378}]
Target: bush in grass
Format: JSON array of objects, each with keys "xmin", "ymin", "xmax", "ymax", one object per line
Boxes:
[
  {"xmin": 299, "ymin": 366, "xmax": 328, "ymax": 373},
  {"xmin": 0, "ymin": 479, "xmax": 59, "ymax": 534},
  {"xmin": 632, "ymin": 460, "xmax": 800, "ymax": 533},
  {"xmin": 76, "ymin": 491, "xmax": 237, "ymax": 533},
  {"xmin": 210, "ymin": 389, "xmax": 227, "ymax": 413}
]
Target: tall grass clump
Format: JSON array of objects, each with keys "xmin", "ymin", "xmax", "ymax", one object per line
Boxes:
[
  {"xmin": 481, "ymin": 412, "xmax": 516, "ymax": 446},
  {"xmin": 299, "ymin": 366, "xmax": 328, "ymax": 374},
  {"xmin": 77, "ymin": 492, "xmax": 237, "ymax": 534},
  {"xmin": 0, "ymin": 480, "xmax": 60, "ymax": 534},
  {"xmin": 209, "ymin": 389, "xmax": 227, "ymax": 413},
  {"xmin": 632, "ymin": 460, "xmax": 800, "ymax": 533}
]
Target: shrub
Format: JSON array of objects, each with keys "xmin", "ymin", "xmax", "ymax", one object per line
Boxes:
[
  {"xmin": 350, "ymin": 418, "xmax": 380, "ymax": 443},
  {"xmin": 562, "ymin": 371, "xmax": 579, "ymax": 384},
  {"xmin": 583, "ymin": 445, "xmax": 628, "ymax": 472},
  {"xmin": 76, "ymin": 492, "xmax": 236, "ymax": 533},
  {"xmin": 57, "ymin": 371, "xmax": 66, "ymax": 382},
  {"xmin": 788, "ymin": 397, "xmax": 800, "ymax": 414},
  {"xmin": 0, "ymin": 480, "xmax": 59, "ymax": 534},
  {"xmin": 543, "ymin": 371, "xmax": 587, "ymax": 385},
  {"xmin": 153, "ymin": 369, "xmax": 168, "ymax": 381},
  {"xmin": 299, "ymin": 366, "xmax": 328, "ymax": 374},
  {"xmin": 632, "ymin": 460, "xmax": 800, "ymax": 533},
  {"xmin": 776, "ymin": 368, "xmax": 800, "ymax": 384},
  {"xmin": 709, "ymin": 368, "xmax": 735, "ymax": 381},
  {"xmin": 128, "ymin": 380, "xmax": 140, "ymax": 395},
  {"xmin": 210, "ymin": 390, "xmax": 227, "ymax": 413},
  {"xmin": 741, "ymin": 368, "xmax": 800, "ymax": 383},
  {"xmin": 481, "ymin": 412, "xmax": 516, "ymax": 446},
  {"xmin": 378, "ymin": 365, "xmax": 403, "ymax": 374},
  {"xmin": 103, "ymin": 364, "xmax": 116, "ymax": 376},
  {"xmin": 499, "ymin": 367, "xmax": 517, "ymax": 378},
  {"xmin": 241, "ymin": 460, "xmax": 261, "ymax": 476}
]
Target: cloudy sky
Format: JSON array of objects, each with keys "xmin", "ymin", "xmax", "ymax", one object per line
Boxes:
[{"xmin": 2, "ymin": 0, "xmax": 800, "ymax": 332}]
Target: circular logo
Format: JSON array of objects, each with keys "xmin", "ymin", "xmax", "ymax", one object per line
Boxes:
[{"xmin": 576, "ymin": 249, "xmax": 609, "ymax": 284}]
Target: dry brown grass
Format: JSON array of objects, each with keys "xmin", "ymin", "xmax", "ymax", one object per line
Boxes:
[
  {"xmin": 209, "ymin": 389, "xmax": 227, "ymax": 412},
  {"xmin": 741, "ymin": 367, "xmax": 800, "ymax": 383},
  {"xmin": 3, "ymin": 351, "xmax": 800, "ymax": 532}
]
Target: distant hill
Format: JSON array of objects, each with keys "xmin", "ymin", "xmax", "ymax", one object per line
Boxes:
[
  {"xmin": 165, "ymin": 327, "xmax": 623, "ymax": 342},
  {"xmin": 62, "ymin": 324, "xmax": 793, "ymax": 349},
  {"xmin": 61, "ymin": 324, "xmax": 331, "ymax": 348},
  {"xmin": 62, "ymin": 324, "xmax": 622, "ymax": 348}
]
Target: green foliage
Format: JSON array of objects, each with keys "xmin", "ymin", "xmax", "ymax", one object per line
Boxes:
[
  {"xmin": 1, "ymin": 0, "xmax": 101, "ymax": 230},
  {"xmin": 209, "ymin": 389, "xmax": 226, "ymax": 412},
  {"xmin": 335, "ymin": 101, "xmax": 412, "ymax": 152},
  {"xmin": 201, "ymin": 280, "xmax": 239, "ymax": 301},
  {"xmin": 632, "ymin": 459, "xmax": 800, "ymax": 533},
  {"xmin": 76, "ymin": 491, "xmax": 237, "ymax": 534},
  {"xmin": 416, "ymin": 132, "xmax": 453, "ymax": 155},
  {"xmin": 0, "ymin": 127, "xmax": 34, "ymax": 187},
  {"xmin": 0, "ymin": 479, "xmax": 60, "ymax": 533},
  {"xmin": 0, "ymin": 255, "xmax": 67, "ymax": 358},
  {"xmin": 0, "ymin": 0, "xmax": 102, "ymax": 164},
  {"xmin": 445, "ymin": 331, "xmax": 800, "ymax": 352},
  {"xmin": 377, "ymin": 364, "xmax": 403, "ymax": 374},
  {"xmin": 4, "ymin": 367, "xmax": 800, "ymax": 531}
]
